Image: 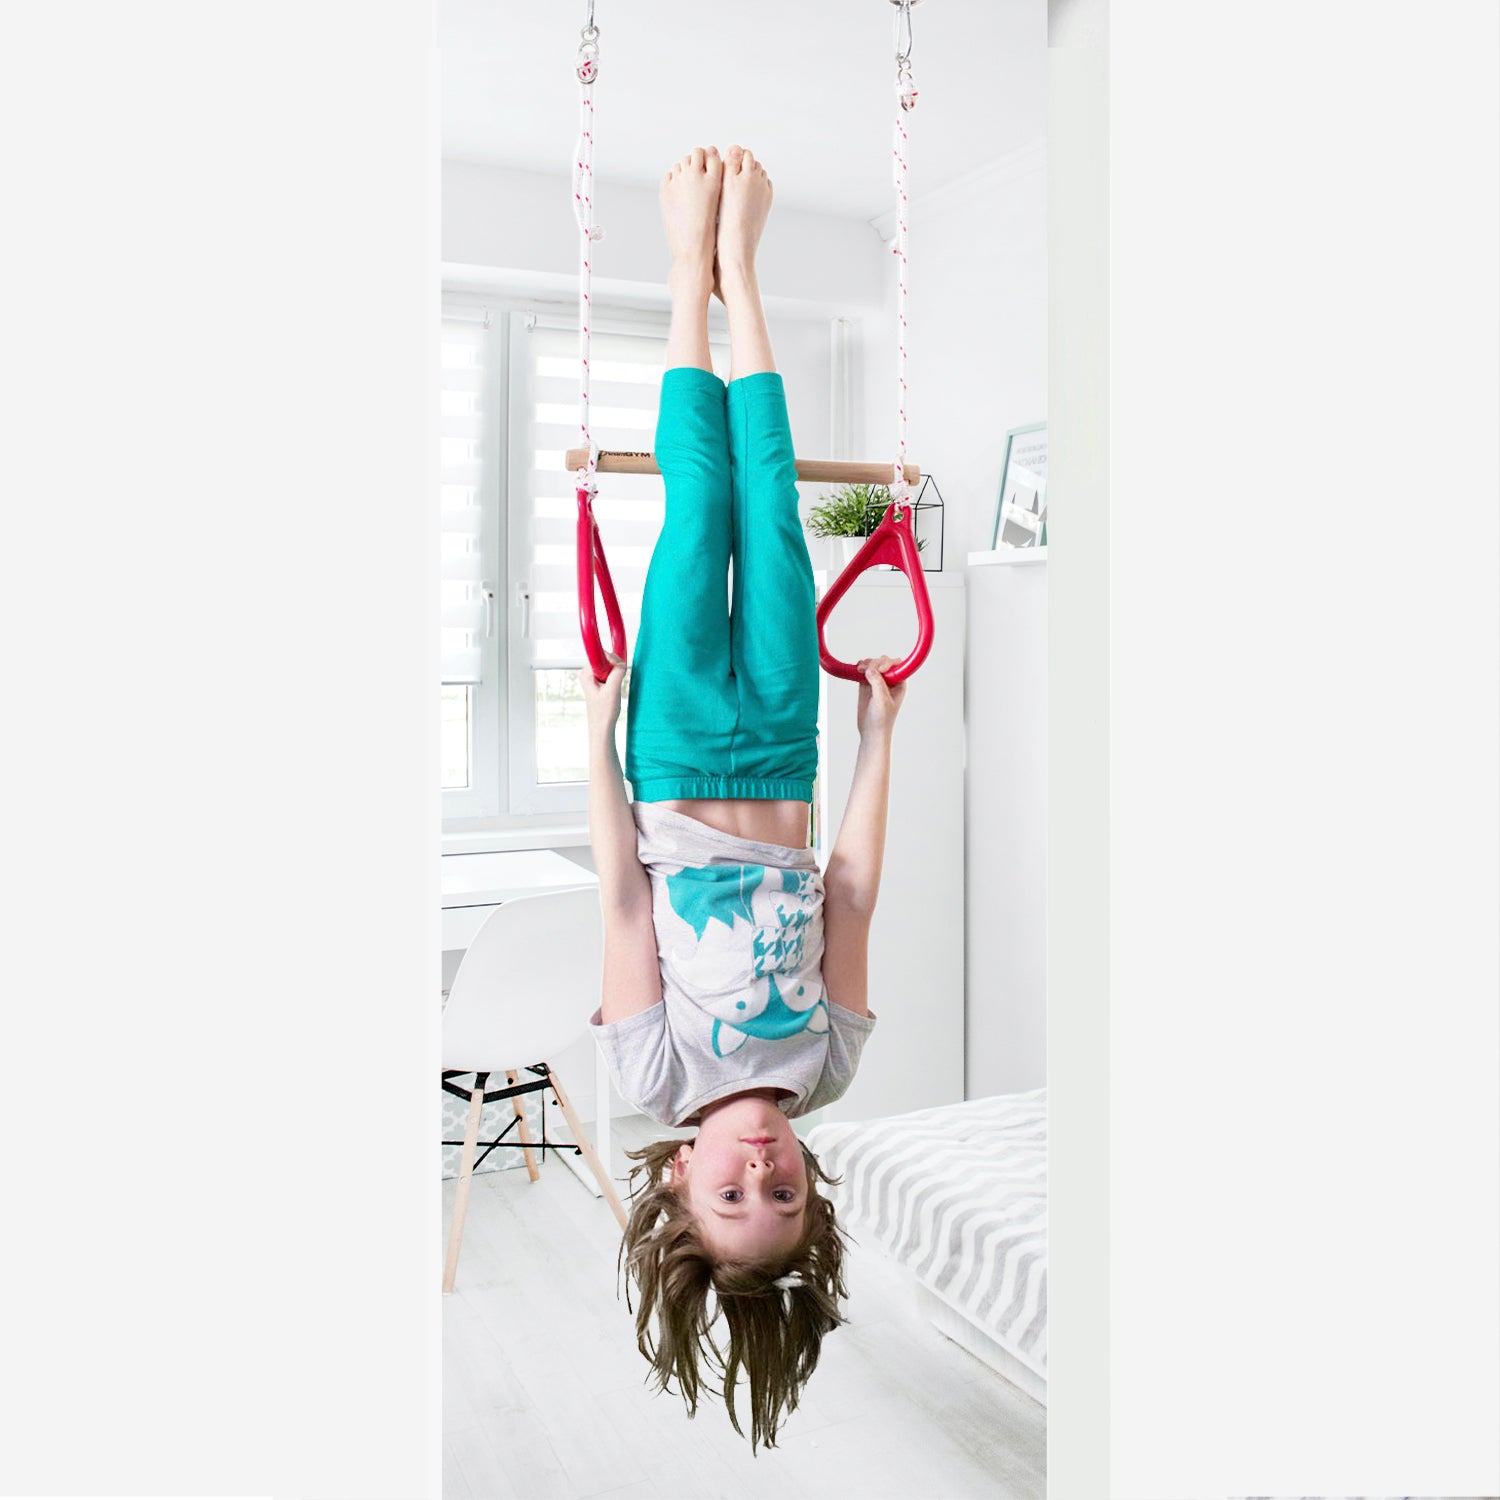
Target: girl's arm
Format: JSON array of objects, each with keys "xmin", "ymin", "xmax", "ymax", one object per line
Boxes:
[
  {"xmin": 821, "ymin": 657, "xmax": 906, "ymax": 1016},
  {"xmin": 580, "ymin": 661, "xmax": 662, "ymax": 1023}
]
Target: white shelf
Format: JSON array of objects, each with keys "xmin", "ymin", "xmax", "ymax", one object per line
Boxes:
[
  {"xmin": 967, "ymin": 547, "xmax": 1048, "ymax": 568},
  {"xmin": 850, "ymin": 569, "xmax": 965, "ymax": 588},
  {"xmin": 814, "ymin": 568, "xmax": 965, "ymax": 589}
]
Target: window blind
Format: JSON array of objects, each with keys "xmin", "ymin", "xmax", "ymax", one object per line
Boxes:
[
  {"xmin": 515, "ymin": 319, "xmax": 727, "ymax": 669},
  {"xmin": 440, "ymin": 314, "xmax": 493, "ymax": 685}
]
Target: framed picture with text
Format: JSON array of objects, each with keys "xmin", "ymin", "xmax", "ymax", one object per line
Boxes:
[{"xmin": 992, "ymin": 422, "xmax": 1048, "ymax": 548}]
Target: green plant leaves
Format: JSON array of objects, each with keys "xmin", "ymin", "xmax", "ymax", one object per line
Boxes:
[{"xmin": 804, "ymin": 483, "xmax": 891, "ymax": 539}]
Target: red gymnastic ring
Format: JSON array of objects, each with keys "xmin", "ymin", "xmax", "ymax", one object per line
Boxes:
[
  {"xmin": 576, "ymin": 487, "xmax": 627, "ymax": 683},
  {"xmin": 815, "ymin": 501, "xmax": 935, "ymax": 684}
]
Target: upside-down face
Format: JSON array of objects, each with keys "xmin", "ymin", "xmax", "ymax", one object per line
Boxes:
[{"xmin": 669, "ymin": 1090, "xmax": 809, "ymax": 1266}]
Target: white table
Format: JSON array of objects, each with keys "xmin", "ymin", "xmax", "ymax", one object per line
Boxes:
[
  {"xmin": 440, "ymin": 848, "xmax": 612, "ymax": 1195},
  {"xmin": 441, "ymin": 848, "xmax": 599, "ymax": 947}
]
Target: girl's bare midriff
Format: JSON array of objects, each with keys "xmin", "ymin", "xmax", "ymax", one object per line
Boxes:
[{"xmin": 659, "ymin": 798, "xmax": 811, "ymax": 851}]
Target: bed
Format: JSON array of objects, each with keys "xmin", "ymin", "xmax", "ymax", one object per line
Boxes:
[{"xmin": 804, "ymin": 1088, "xmax": 1047, "ymax": 1404}]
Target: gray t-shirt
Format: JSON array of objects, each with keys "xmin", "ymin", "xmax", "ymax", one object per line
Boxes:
[{"xmin": 589, "ymin": 804, "xmax": 877, "ymax": 1128}]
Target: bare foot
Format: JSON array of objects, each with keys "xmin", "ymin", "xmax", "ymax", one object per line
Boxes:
[
  {"xmin": 717, "ymin": 146, "xmax": 773, "ymax": 282},
  {"xmin": 660, "ymin": 147, "xmax": 721, "ymax": 291}
]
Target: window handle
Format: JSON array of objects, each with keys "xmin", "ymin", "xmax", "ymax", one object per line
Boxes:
[
  {"xmin": 481, "ymin": 580, "xmax": 496, "ymax": 639},
  {"xmin": 515, "ymin": 580, "xmax": 532, "ymax": 638}
]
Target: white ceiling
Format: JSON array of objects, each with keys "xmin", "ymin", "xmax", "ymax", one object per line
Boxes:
[{"xmin": 440, "ymin": 0, "xmax": 1046, "ymax": 221}]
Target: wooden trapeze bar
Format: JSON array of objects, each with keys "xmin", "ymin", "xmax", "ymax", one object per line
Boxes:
[
  {"xmin": 574, "ymin": 450, "xmax": 936, "ymax": 686},
  {"xmin": 565, "ymin": 449, "xmax": 921, "ymax": 486}
]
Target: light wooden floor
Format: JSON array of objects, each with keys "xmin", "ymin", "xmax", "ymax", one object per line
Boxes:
[{"xmin": 442, "ymin": 1113, "xmax": 1046, "ymax": 1500}]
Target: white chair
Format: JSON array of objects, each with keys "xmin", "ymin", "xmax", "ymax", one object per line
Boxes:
[{"xmin": 441, "ymin": 886, "xmax": 627, "ymax": 1293}]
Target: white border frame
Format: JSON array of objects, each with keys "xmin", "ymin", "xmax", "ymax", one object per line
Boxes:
[{"xmin": 441, "ymin": 306, "xmax": 507, "ymax": 821}]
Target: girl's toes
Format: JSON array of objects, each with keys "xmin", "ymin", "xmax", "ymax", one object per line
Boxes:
[{"xmin": 725, "ymin": 144, "xmax": 744, "ymax": 171}]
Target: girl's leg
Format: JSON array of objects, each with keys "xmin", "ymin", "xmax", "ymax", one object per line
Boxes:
[
  {"xmin": 663, "ymin": 147, "xmax": 719, "ymax": 374},
  {"xmin": 626, "ymin": 151, "xmax": 739, "ymax": 801},
  {"xmin": 717, "ymin": 148, "xmax": 776, "ymax": 383},
  {"xmin": 719, "ymin": 150, "xmax": 820, "ymax": 801}
]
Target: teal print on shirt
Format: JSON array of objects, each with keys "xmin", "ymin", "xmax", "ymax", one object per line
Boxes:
[
  {"xmin": 665, "ymin": 863, "xmax": 764, "ymax": 940},
  {"xmin": 712, "ymin": 973, "xmax": 829, "ymax": 1057},
  {"xmin": 751, "ymin": 904, "xmax": 811, "ymax": 979}
]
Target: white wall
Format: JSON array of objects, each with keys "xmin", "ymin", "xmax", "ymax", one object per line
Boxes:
[
  {"xmin": 860, "ymin": 146, "xmax": 1050, "ymax": 1106},
  {"xmin": 864, "ymin": 144, "xmax": 1048, "ymax": 564},
  {"xmin": 966, "ymin": 555, "xmax": 1048, "ymax": 1098},
  {"xmin": 816, "ymin": 575, "xmax": 969, "ymax": 1121},
  {"xmin": 1045, "ymin": 37, "xmax": 1107, "ymax": 1489},
  {"xmin": 444, "ymin": 159, "xmax": 889, "ymax": 312}
]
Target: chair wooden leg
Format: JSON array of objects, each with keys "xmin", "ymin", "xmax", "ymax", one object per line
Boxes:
[
  {"xmin": 594, "ymin": 1045, "xmax": 612, "ymax": 1189},
  {"xmin": 546, "ymin": 1066, "xmax": 628, "ymax": 1231},
  {"xmin": 443, "ymin": 1082, "xmax": 485, "ymax": 1293},
  {"xmin": 507, "ymin": 1069, "xmax": 540, "ymax": 1182}
]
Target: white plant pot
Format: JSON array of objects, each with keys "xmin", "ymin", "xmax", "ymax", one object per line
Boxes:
[
  {"xmin": 823, "ymin": 536, "xmax": 900, "ymax": 571},
  {"xmin": 838, "ymin": 536, "xmax": 901, "ymax": 572}
]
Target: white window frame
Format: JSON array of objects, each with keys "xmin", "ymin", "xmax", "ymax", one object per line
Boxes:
[
  {"xmin": 441, "ymin": 303, "xmax": 507, "ymax": 822},
  {"xmin": 441, "ymin": 290, "xmax": 748, "ymax": 841},
  {"xmin": 506, "ymin": 309, "xmax": 583, "ymax": 816},
  {"xmin": 505, "ymin": 303, "xmax": 684, "ymax": 817}
]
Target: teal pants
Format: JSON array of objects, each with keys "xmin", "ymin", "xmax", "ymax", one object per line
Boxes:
[{"xmin": 626, "ymin": 368, "xmax": 819, "ymax": 803}]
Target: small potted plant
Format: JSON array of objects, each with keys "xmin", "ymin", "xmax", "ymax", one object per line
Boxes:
[
  {"xmin": 805, "ymin": 484, "xmax": 892, "ymax": 566},
  {"xmin": 805, "ymin": 483, "xmax": 925, "ymax": 567}
]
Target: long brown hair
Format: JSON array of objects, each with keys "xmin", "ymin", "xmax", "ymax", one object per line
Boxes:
[{"xmin": 617, "ymin": 1135, "xmax": 849, "ymax": 1451}]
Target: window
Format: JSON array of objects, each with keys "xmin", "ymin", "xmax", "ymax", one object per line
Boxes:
[
  {"xmin": 440, "ymin": 298, "xmax": 726, "ymax": 827},
  {"xmin": 504, "ymin": 313, "xmax": 727, "ymax": 814},
  {"xmin": 440, "ymin": 308, "xmax": 503, "ymax": 819}
]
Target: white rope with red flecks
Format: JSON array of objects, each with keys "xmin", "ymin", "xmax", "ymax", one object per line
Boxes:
[
  {"xmin": 573, "ymin": 20, "xmax": 602, "ymax": 498},
  {"xmin": 890, "ymin": 13, "xmax": 918, "ymax": 514}
]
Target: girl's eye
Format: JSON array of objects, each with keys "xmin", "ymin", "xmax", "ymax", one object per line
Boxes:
[
  {"xmin": 720, "ymin": 1189, "xmax": 743, "ymax": 1202},
  {"xmin": 773, "ymin": 1188, "xmax": 796, "ymax": 1202}
]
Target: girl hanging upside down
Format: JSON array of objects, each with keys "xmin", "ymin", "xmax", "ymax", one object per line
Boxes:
[{"xmin": 582, "ymin": 144, "xmax": 905, "ymax": 1451}]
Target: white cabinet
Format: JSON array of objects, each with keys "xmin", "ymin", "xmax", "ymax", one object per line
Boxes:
[
  {"xmin": 965, "ymin": 550, "xmax": 1047, "ymax": 1096},
  {"xmin": 814, "ymin": 571, "xmax": 966, "ymax": 1120}
]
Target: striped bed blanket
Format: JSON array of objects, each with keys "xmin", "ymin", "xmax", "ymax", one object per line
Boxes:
[{"xmin": 805, "ymin": 1089, "xmax": 1047, "ymax": 1382}]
